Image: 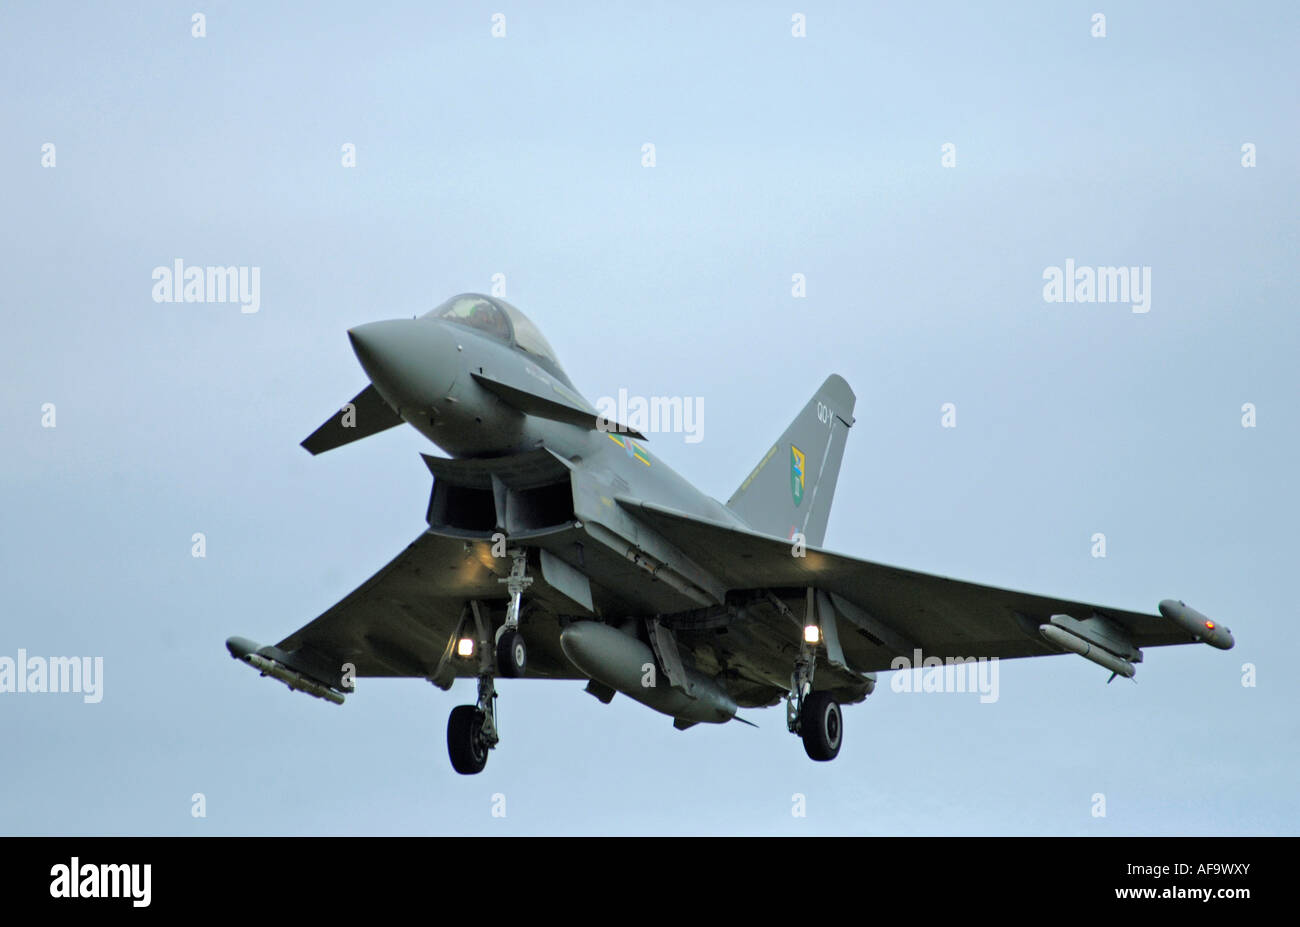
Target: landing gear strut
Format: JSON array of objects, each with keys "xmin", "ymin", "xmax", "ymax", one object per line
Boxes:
[
  {"xmin": 783, "ymin": 590, "xmax": 843, "ymax": 762},
  {"xmin": 446, "ymin": 550, "xmax": 534, "ymax": 775},
  {"xmin": 495, "ymin": 548, "xmax": 532, "ymax": 678}
]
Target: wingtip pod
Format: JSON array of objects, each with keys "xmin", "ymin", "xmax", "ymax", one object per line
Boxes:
[
  {"xmin": 1158, "ymin": 600, "xmax": 1235, "ymax": 650},
  {"xmin": 225, "ymin": 636, "xmax": 259, "ymax": 660},
  {"xmin": 225, "ymin": 636, "xmax": 346, "ymax": 705}
]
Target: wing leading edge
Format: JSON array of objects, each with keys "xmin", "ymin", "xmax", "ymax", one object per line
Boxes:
[{"xmin": 264, "ymin": 530, "xmax": 585, "ymax": 686}]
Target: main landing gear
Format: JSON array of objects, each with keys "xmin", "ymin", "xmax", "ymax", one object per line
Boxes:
[
  {"xmin": 785, "ymin": 596, "xmax": 843, "ymax": 762},
  {"xmin": 798, "ymin": 691, "xmax": 843, "ymax": 761},
  {"xmin": 447, "ymin": 674, "xmax": 497, "ymax": 775},
  {"xmin": 446, "ymin": 549, "xmax": 531, "ymax": 775}
]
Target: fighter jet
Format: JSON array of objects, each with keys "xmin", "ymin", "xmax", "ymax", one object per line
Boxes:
[{"xmin": 226, "ymin": 293, "xmax": 1236, "ymax": 774}]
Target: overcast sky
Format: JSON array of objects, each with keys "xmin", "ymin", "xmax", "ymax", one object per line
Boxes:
[{"xmin": 2, "ymin": 1, "xmax": 1297, "ymax": 835}]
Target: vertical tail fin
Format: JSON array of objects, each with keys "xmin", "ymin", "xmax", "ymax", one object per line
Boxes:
[{"xmin": 725, "ymin": 375, "xmax": 855, "ymax": 547}]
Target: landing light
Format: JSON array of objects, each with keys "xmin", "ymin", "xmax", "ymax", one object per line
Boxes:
[
  {"xmin": 1205, "ymin": 620, "xmax": 1215, "ymax": 630},
  {"xmin": 804, "ymin": 625, "xmax": 821, "ymax": 644},
  {"xmin": 457, "ymin": 638, "xmax": 475, "ymax": 657}
]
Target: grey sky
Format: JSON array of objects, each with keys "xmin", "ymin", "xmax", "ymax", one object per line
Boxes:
[{"xmin": 2, "ymin": 1, "xmax": 1296, "ymax": 835}]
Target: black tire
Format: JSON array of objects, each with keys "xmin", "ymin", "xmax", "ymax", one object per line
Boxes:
[
  {"xmin": 447, "ymin": 705, "xmax": 489, "ymax": 775},
  {"xmin": 496, "ymin": 628, "xmax": 527, "ymax": 678},
  {"xmin": 800, "ymin": 691, "xmax": 843, "ymax": 761}
]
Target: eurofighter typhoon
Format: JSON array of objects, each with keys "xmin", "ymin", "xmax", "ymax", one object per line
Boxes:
[{"xmin": 226, "ymin": 294, "xmax": 1236, "ymax": 774}]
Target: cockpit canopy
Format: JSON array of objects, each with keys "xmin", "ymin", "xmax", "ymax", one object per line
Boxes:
[{"xmin": 425, "ymin": 293, "xmax": 571, "ymax": 385}]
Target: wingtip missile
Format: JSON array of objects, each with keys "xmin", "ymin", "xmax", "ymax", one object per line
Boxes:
[{"xmin": 225, "ymin": 636, "xmax": 346, "ymax": 705}]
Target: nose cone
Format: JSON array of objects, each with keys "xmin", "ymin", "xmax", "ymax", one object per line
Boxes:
[{"xmin": 348, "ymin": 319, "xmax": 459, "ymax": 414}]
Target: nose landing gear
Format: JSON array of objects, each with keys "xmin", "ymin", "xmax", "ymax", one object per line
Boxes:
[
  {"xmin": 495, "ymin": 548, "xmax": 531, "ymax": 678},
  {"xmin": 446, "ymin": 549, "xmax": 533, "ymax": 775}
]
